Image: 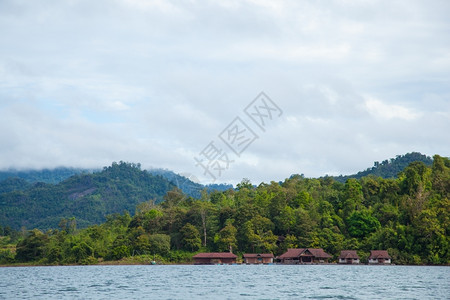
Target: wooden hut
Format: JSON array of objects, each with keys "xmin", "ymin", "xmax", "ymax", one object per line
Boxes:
[
  {"xmin": 368, "ymin": 250, "xmax": 391, "ymax": 264},
  {"xmin": 278, "ymin": 248, "xmax": 332, "ymax": 264},
  {"xmin": 192, "ymin": 252, "xmax": 237, "ymax": 265},
  {"xmin": 338, "ymin": 250, "xmax": 360, "ymax": 264},
  {"xmin": 243, "ymin": 253, "xmax": 274, "ymax": 264}
]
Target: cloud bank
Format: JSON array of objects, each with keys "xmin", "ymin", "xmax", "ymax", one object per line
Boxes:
[{"xmin": 0, "ymin": 0, "xmax": 449, "ymax": 184}]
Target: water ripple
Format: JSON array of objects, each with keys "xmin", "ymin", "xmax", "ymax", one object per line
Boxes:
[{"xmin": 0, "ymin": 265, "xmax": 449, "ymax": 299}]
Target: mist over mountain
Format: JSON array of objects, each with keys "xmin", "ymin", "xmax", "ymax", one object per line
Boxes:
[{"xmin": 0, "ymin": 162, "xmax": 174, "ymax": 230}]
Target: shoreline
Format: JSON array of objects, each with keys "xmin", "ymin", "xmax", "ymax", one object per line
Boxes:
[{"xmin": 1, "ymin": 262, "xmax": 448, "ymax": 268}]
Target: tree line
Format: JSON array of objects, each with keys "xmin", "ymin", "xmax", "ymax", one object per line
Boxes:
[{"xmin": 0, "ymin": 155, "xmax": 448, "ymax": 265}]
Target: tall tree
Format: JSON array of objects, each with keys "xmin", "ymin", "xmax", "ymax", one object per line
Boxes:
[
  {"xmin": 180, "ymin": 223, "xmax": 201, "ymax": 251},
  {"xmin": 216, "ymin": 224, "xmax": 237, "ymax": 252}
]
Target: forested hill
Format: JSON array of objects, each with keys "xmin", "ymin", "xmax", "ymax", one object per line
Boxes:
[
  {"xmin": 334, "ymin": 152, "xmax": 433, "ymax": 183},
  {"xmin": 0, "ymin": 166, "xmax": 232, "ymax": 199},
  {"xmin": 1, "ymin": 155, "xmax": 448, "ymax": 266},
  {"xmin": 0, "ymin": 167, "xmax": 91, "ymax": 184},
  {"xmin": 0, "ymin": 162, "xmax": 175, "ymax": 230},
  {"xmin": 149, "ymin": 169, "xmax": 233, "ymax": 198}
]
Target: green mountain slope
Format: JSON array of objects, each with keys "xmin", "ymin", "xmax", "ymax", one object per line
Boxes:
[
  {"xmin": 0, "ymin": 166, "xmax": 233, "ymax": 198},
  {"xmin": 334, "ymin": 152, "xmax": 433, "ymax": 182},
  {"xmin": 0, "ymin": 162, "xmax": 175, "ymax": 230},
  {"xmin": 0, "ymin": 178, "xmax": 31, "ymax": 194}
]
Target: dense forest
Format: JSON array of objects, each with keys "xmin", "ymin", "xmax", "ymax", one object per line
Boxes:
[
  {"xmin": 0, "ymin": 155, "xmax": 448, "ymax": 266},
  {"xmin": 0, "ymin": 162, "xmax": 175, "ymax": 229},
  {"xmin": 0, "ymin": 166, "xmax": 232, "ymax": 206},
  {"xmin": 0, "ymin": 163, "xmax": 233, "ymax": 230}
]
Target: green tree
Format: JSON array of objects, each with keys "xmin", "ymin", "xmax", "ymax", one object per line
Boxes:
[
  {"xmin": 191, "ymin": 199, "xmax": 215, "ymax": 247},
  {"xmin": 274, "ymin": 206, "xmax": 296, "ymax": 234},
  {"xmin": 46, "ymin": 245, "xmax": 63, "ymax": 263},
  {"xmin": 134, "ymin": 234, "xmax": 151, "ymax": 254},
  {"xmin": 347, "ymin": 211, "xmax": 381, "ymax": 239},
  {"xmin": 431, "ymin": 155, "xmax": 450, "ymax": 197},
  {"xmin": 236, "ymin": 178, "xmax": 253, "ymax": 191},
  {"xmin": 400, "ymin": 161, "xmax": 432, "ymax": 196},
  {"xmin": 107, "ymin": 245, "xmax": 130, "ymax": 260},
  {"xmin": 413, "ymin": 209, "xmax": 447, "ymax": 264},
  {"xmin": 342, "ymin": 179, "xmax": 364, "ymax": 218},
  {"xmin": 310, "ymin": 227, "xmax": 344, "ymax": 255},
  {"xmin": 280, "ymin": 234, "xmax": 298, "ymax": 253},
  {"xmin": 142, "ymin": 208, "xmax": 164, "ymax": 234},
  {"xmin": 148, "ymin": 234, "xmax": 171, "ymax": 255},
  {"xmin": 216, "ymin": 224, "xmax": 237, "ymax": 252},
  {"xmin": 71, "ymin": 241, "xmax": 93, "ymax": 263},
  {"xmin": 15, "ymin": 229, "xmax": 49, "ymax": 262},
  {"xmin": 180, "ymin": 223, "xmax": 201, "ymax": 251}
]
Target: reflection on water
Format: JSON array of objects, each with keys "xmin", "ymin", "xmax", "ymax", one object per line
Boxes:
[{"xmin": 0, "ymin": 265, "xmax": 448, "ymax": 299}]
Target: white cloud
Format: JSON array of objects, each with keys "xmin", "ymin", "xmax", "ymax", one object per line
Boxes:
[
  {"xmin": 364, "ymin": 97, "xmax": 421, "ymax": 121},
  {"xmin": 0, "ymin": 0, "xmax": 449, "ymax": 184}
]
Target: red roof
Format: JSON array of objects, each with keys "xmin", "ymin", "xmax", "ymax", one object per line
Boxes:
[
  {"xmin": 193, "ymin": 252, "xmax": 237, "ymax": 259},
  {"xmin": 339, "ymin": 250, "xmax": 360, "ymax": 259},
  {"xmin": 278, "ymin": 248, "xmax": 305, "ymax": 259},
  {"xmin": 306, "ymin": 248, "xmax": 332, "ymax": 258},
  {"xmin": 369, "ymin": 250, "xmax": 391, "ymax": 259},
  {"xmin": 243, "ymin": 253, "xmax": 274, "ymax": 258},
  {"xmin": 278, "ymin": 248, "xmax": 332, "ymax": 259}
]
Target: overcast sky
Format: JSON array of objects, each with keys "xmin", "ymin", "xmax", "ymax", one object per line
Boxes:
[{"xmin": 1, "ymin": 0, "xmax": 449, "ymax": 185}]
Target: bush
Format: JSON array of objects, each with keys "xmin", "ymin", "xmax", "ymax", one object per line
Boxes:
[
  {"xmin": 71, "ymin": 242, "xmax": 93, "ymax": 263},
  {"xmin": 15, "ymin": 229, "xmax": 49, "ymax": 262},
  {"xmin": 80, "ymin": 256, "xmax": 98, "ymax": 265},
  {"xmin": 106, "ymin": 245, "xmax": 130, "ymax": 261},
  {"xmin": 148, "ymin": 234, "xmax": 171, "ymax": 255}
]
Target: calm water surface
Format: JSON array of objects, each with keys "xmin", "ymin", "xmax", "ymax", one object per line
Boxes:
[{"xmin": 0, "ymin": 265, "xmax": 448, "ymax": 299}]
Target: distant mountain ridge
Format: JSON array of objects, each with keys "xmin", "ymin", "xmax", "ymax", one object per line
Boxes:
[
  {"xmin": 148, "ymin": 168, "xmax": 233, "ymax": 198},
  {"xmin": 0, "ymin": 167, "xmax": 233, "ymax": 198},
  {"xmin": 333, "ymin": 152, "xmax": 433, "ymax": 183},
  {"xmin": 0, "ymin": 167, "xmax": 93, "ymax": 184},
  {"xmin": 0, "ymin": 162, "xmax": 175, "ymax": 230},
  {"xmin": 0, "ymin": 163, "xmax": 233, "ymax": 230}
]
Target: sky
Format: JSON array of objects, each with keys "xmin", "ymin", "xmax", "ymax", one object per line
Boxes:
[{"xmin": 0, "ymin": 0, "xmax": 449, "ymax": 185}]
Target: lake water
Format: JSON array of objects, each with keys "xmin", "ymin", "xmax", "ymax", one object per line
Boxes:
[{"xmin": 0, "ymin": 265, "xmax": 448, "ymax": 299}]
